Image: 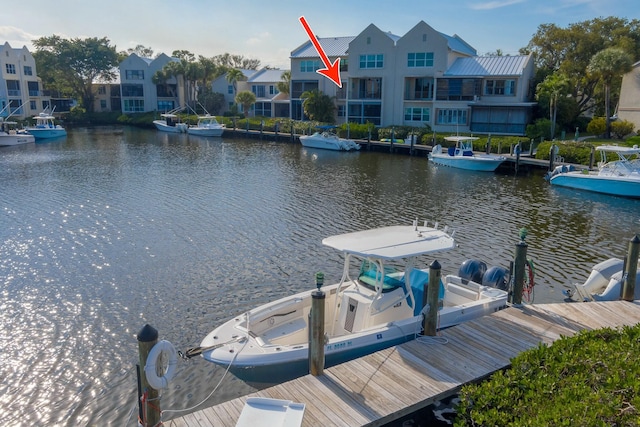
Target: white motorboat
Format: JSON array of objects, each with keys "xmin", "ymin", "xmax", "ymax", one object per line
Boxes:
[
  {"xmin": 153, "ymin": 108, "xmax": 187, "ymax": 133},
  {"xmin": 547, "ymin": 145, "xmax": 640, "ymax": 198},
  {"xmin": 25, "ymin": 111, "xmax": 67, "ymax": 139},
  {"xmin": 429, "ymin": 136, "xmax": 506, "ymax": 172},
  {"xmin": 563, "ymin": 257, "xmax": 640, "ymax": 301},
  {"xmin": 195, "ymin": 221, "xmax": 509, "ymax": 386},
  {"xmin": 187, "ymin": 115, "xmax": 225, "ymax": 137},
  {"xmin": 0, "ymin": 117, "xmax": 35, "ymax": 146},
  {"xmin": 299, "ymin": 126, "xmax": 360, "ymax": 151}
]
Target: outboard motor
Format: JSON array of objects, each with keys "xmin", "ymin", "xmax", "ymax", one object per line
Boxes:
[
  {"xmin": 482, "ymin": 266, "xmax": 509, "ymax": 291},
  {"xmin": 458, "ymin": 259, "xmax": 487, "ymax": 284}
]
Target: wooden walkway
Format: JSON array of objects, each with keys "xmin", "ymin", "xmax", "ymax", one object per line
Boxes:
[{"xmin": 170, "ymin": 301, "xmax": 640, "ymax": 427}]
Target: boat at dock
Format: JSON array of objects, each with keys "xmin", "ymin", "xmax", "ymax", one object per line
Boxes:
[
  {"xmin": 547, "ymin": 145, "xmax": 640, "ymax": 198},
  {"xmin": 187, "ymin": 115, "xmax": 225, "ymax": 137},
  {"xmin": 195, "ymin": 221, "xmax": 508, "ymax": 386},
  {"xmin": 25, "ymin": 111, "xmax": 67, "ymax": 139},
  {"xmin": 153, "ymin": 108, "xmax": 188, "ymax": 133},
  {"xmin": 0, "ymin": 117, "xmax": 35, "ymax": 146},
  {"xmin": 299, "ymin": 126, "xmax": 360, "ymax": 151},
  {"xmin": 563, "ymin": 257, "xmax": 640, "ymax": 302},
  {"xmin": 429, "ymin": 136, "xmax": 506, "ymax": 171}
]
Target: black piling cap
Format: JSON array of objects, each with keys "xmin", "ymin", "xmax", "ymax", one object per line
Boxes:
[
  {"xmin": 632, "ymin": 235, "xmax": 640, "ymax": 244},
  {"xmin": 137, "ymin": 324, "xmax": 159, "ymax": 342},
  {"xmin": 430, "ymin": 259, "xmax": 441, "ymax": 270}
]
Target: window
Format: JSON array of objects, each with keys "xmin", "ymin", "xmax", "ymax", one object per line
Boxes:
[
  {"xmin": 6, "ymin": 80, "xmax": 20, "ymax": 96},
  {"xmin": 5, "ymin": 64, "xmax": 16, "ymax": 74},
  {"xmin": 24, "ymin": 65, "xmax": 33, "ymax": 76},
  {"xmin": 28, "ymin": 81, "xmax": 39, "ymax": 96},
  {"xmin": 340, "ymin": 58, "xmax": 348, "ymax": 72},
  {"xmin": 30, "ymin": 101, "xmax": 37, "ymax": 110},
  {"xmin": 121, "ymin": 84, "xmax": 144, "ymax": 97},
  {"xmin": 124, "ymin": 99, "xmax": 144, "ymax": 112},
  {"xmin": 485, "ymin": 79, "xmax": 516, "ymax": 95},
  {"xmin": 252, "ymin": 85, "xmax": 265, "ymax": 97},
  {"xmin": 359, "ymin": 54, "xmax": 383, "ymax": 69},
  {"xmin": 337, "ymin": 105, "xmax": 345, "ymax": 117},
  {"xmin": 407, "ymin": 52, "xmax": 434, "ymax": 67},
  {"xmin": 269, "ymin": 85, "xmax": 277, "ymax": 95},
  {"xmin": 291, "ymin": 80, "xmax": 318, "ymax": 98},
  {"xmin": 412, "ymin": 78, "xmax": 433, "ymax": 100},
  {"xmin": 98, "ymin": 86, "xmax": 106, "ymax": 95},
  {"xmin": 254, "ymin": 102, "xmax": 271, "ymax": 117},
  {"xmin": 228, "ymin": 85, "xmax": 234, "ymax": 94},
  {"xmin": 157, "ymin": 101, "xmax": 174, "ymax": 111},
  {"xmin": 100, "ymin": 100, "xmax": 107, "ymax": 109},
  {"xmin": 404, "ymin": 107, "xmax": 430, "ymax": 122},
  {"xmin": 125, "ymin": 70, "xmax": 144, "ymax": 80},
  {"xmin": 300, "ymin": 60, "xmax": 320, "ymax": 72},
  {"xmin": 437, "ymin": 109, "xmax": 468, "ymax": 125}
]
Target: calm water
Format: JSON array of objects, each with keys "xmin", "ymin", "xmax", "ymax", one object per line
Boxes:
[{"xmin": 1, "ymin": 126, "xmax": 639, "ymax": 426}]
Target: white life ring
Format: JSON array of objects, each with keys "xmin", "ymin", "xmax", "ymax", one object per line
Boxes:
[{"xmin": 144, "ymin": 340, "xmax": 178, "ymax": 390}]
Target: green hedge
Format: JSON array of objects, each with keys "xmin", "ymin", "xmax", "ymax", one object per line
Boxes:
[{"xmin": 454, "ymin": 325, "xmax": 640, "ymax": 426}]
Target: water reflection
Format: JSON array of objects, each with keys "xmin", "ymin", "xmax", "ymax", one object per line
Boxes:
[{"xmin": 0, "ymin": 127, "xmax": 639, "ymax": 425}]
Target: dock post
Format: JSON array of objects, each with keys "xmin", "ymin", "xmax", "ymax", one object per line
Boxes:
[
  {"xmin": 510, "ymin": 230, "xmax": 528, "ymax": 305},
  {"xmin": 274, "ymin": 121, "xmax": 279, "ymax": 141},
  {"xmin": 621, "ymin": 235, "xmax": 640, "ymax": 301},
  {"xmin": 309, "ymin": 272, "xmax": 326, "ymax": 376},
  {"xmin": 137, "ymin": 324, "xmax": 161, "ymax": 427},
  {"xmin": 423, "ymin": 260, "xmax": 442, "ymax": 336},
  {"xmin": 260, "ymin": 120, "xmax": 264, "ymax": 140},
  {"xmin": 291, "ymin": 123, "xmax": 294, "ymax": 142},
  {"xmin": 589, "ymin": 146, "xmax": 595, "ymax": 170},
  {"xmin": 548, "ymin": 144, "xmax": 557, "ymax": 171},
  {"xmin": 390, "ymin": 127, "xmax": 395, "ymax": 153}
]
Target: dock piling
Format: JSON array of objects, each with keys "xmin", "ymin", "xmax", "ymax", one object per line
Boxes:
[
  {"xmin": 621, "ymin": 235, "xmax": 640, "ymax": 301},
  {"xmin": 510, "ymin": 231, "xmax": 528, "ymax": 305},
  {"xmin": 309, "ymin": 272, "xmax": 326, "ymax": 376},
  {"xmin": 423, "ymin": 260, "xmax": 442, "ymax": 336},
  {"xmin": 137, "ymin": 324, "xmax": 161, "ymax": 427}
]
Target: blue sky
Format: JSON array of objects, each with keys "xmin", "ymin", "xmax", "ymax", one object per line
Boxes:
[{"xmin": 0, "ymin": 0, "xmax": 637, "ymax": 69}]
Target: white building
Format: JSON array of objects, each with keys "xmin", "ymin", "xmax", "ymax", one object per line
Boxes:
[
  {"xmin": 119, "ymin": 53, "xmax": 183, "ymax": 113},
  {"xmin": 244, "ymin": 68, "xmax": 289, "ymax": 118},
  {"xmin": 617, "ymin": 61, "xmax": 640, "ymax": 132},
  {"xmin": 290, "ymin": 21, "xmax": 535, "ymax": 135},
  {"xmin": 0, "ymin": 42, "xmax": 50, "ymax": 119}
]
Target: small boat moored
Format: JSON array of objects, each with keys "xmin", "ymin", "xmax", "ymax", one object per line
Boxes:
[
  {"xmin": 194, "ymin": 221, "xmax": 509, "ymax": 386},
  {"xmin": 187, "ymin": 115, "xmax": 225, "ymax": 137},
  {"xmin": 563, "ymin": 257, "xmax": 640, "ymax": 301},
  {"xmin": 153, "ymin": 108, "xmax": 188, "ymax": 133},
  {"xmin": 0, "ymin": 117, "xmax": 35, "ymax": 146},
  {"xmin": 299, "ymin": 126, "xmax": 360, "ymax": 151},
  {"xmin": 429, "ymin": 136, "xmax": 506, "ymax": 172},
  {"xmin": 25, "ymin": 111, "xmax": 67, "ymax": 139},
  {"xmin": 547, "ymin": 145, "xmax": 640, "ymax": 198}
]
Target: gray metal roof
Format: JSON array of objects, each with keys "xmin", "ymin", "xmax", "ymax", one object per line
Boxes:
[
  {"xmin": 248, "ymin": 68, "xmax": 288, "ymax": 83},
  {"xmin": 439, "ymin": 33, "xmax": 477, "ymax": 56},
  {"xmin": 291, "ymin": 36, "xmax": 356, "ymax": 58},
  {"xmin": 445, "ymin": 55, "xmax": 531, "ymax": 77}
]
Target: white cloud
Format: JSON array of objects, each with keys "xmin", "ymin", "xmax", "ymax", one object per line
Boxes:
[
  {"xmin": 246, "ymin": 32, "xmax": 271, "ymax": 46},
  {"xmin": 0, "ymin": 26, "xmax": 39, "ymax": 48},
  {"xmin": 470, "ymin": 0, "xmax": 526, "ymax": 10}
]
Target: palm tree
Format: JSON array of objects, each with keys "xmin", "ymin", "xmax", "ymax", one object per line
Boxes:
[
  {"xmin": 300, "ymin": 89, "xmax": 336, "ymax": 123},
  {"xmin": 536, "ymin": 73, "xmax": 570, "ymax": 139},
  {"xmin": 277, "ymin": 70, "xmax": 291, "ymax": 95},
  {"xmin": 226, "ymin": 68, "xmax": 245, "ymax": 95},
  {"xmin": 588, "ymin": 47, "xmax": 633, "ymax": 139},
  {"xmin": 235, "ymin": 90, "xmax": 256, "ymax": 117}
]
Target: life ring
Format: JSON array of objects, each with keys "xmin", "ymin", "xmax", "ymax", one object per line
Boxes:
[{"xmin": 144, "ymin": 340, "xmax": 178, "ymax": 390}]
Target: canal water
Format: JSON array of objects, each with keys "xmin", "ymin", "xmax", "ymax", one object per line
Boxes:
[{"xmin": 1, "ymin": 126, "xmax": 639, "ymax": 426}]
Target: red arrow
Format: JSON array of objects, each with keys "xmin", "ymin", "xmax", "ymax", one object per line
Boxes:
[{"xmin": 299, "ymin": 16, "xmax": 342, "ymax": 88}]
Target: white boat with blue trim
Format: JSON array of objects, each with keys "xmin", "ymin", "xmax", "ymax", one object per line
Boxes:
[
  {"xmin": 547, "ymin": 145, "xmax": 640, "ymax": 198},
  {"xmin": 196, "ymin": 221, "xmax": 508, "ymax": 386},
  {"xmin": 429, "ymin": 136, "xmax": 506, "ymax": 171},
  {"xmin": 25, "ymin": 111, "xmax": 67, "ymax": 139}
]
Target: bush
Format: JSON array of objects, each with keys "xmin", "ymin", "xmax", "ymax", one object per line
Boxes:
[
  {"xmin": 587, "ymin": 116, "xmax": 606, "ymax": 136},
  {"xmin": 611, "ymin": 120, "xmax": 635, "ymax": 139},
  {"xmin": 454, "ymin": 325, "xmax": 640, "ymax": 427}
]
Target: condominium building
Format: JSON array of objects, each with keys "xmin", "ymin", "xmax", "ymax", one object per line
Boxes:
[
  {"xmin": 0, "ymin": 42, "xmax": 50, "ymax": 119},
  {"xmin": 290, "ymin": 20, "xmax": 535, "ymax": 135},
  {"xmin": 119, "ymin": 53, "xmax": 184, "ymax": 113}
]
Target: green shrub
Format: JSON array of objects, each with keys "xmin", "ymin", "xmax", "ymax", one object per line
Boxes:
[
  {"xmin": 587, "ymin": 117, "xmax": 606, "ymax": 136},
  {"xmin": 611, "ymin": 120, "xmax": 635, "ymax": 139},
  {"xmin": 454, "ymin": 325, "xmax": 640, "ymax": 427}
]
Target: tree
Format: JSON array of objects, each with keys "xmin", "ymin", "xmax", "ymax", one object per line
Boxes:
[
  {"xmin": 587, "ymin": 47, "xmax": 633, "ymax": 139},
  {"xmin": 277, "ymin": 70, "xmax": 291, "ymax": 95},
  {"xmin": 226, "ymin": 68, "xmax": 246, "ymax": 94},
  {"xmin": 127, "ymin": 45, "xmax": 154, "ymax": 58},
  {"xmin": 536, "ymin": 73, "xmax": 570, "ymax": 138},
  {"xmin": 523, "ymin": 17, "xmax": 640, "ymax": 123},
  {"xmin": 300, "ymin": 89, "xmax": 336, "ymax": 123},
  {"xmin": 235, "ymin": 91, "xmax": 256, "ymax": 117},
  {"xmin": 212, "ymin": 53, "xmax": 261, "ymax": 70},
  {"xmin": 33, "ymin": 35, "xmax": 120, "ymax": 112}
]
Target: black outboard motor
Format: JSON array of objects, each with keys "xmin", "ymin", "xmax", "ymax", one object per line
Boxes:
[
  {"xmin": 482, "ymin": 266, "xmax": 509, "ymax": 291},
  {"xmin": 458, "ymin": 259, "xmax": 487, "ymax": 284}
]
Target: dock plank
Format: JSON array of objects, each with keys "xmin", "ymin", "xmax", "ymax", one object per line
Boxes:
[{"xmin": 169, "ymin": 301, "xmax": 640, "ymax": 427}]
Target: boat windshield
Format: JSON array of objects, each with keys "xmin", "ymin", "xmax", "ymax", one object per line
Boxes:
[{"xmin": 357, "ymin": 260, "xmax": 404, "ymax": 293}]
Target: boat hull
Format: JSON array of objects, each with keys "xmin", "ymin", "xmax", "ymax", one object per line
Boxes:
[
  {"xmin": 299, "ymin": 135, "xmax": 360, "ymax": 151},
  {"xmin": 153, "ymin": 120, "xmax": 187, "ymax": 133},
  {"xmin": 0, "ymin": 134, "xmax": 35, "ymax": 146},
  {"xmin": 187, "ymin": 128, "xmax": 224, "ymax": 137},
  {"xmin": 26, "ymin": 129, "xmax": 67, "ymax": 139},
  {"xmin": 429, "ymin": 153, "xmax": 505, "ymax": 171},
  {"xmin": 550, "ymin": 172, "xmax": 640, "ymax": 198}
]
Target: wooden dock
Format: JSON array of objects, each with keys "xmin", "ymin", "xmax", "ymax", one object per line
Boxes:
[{"xmin": 170, "ymin": 301, "xmax": 640, "ymax": 427}]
